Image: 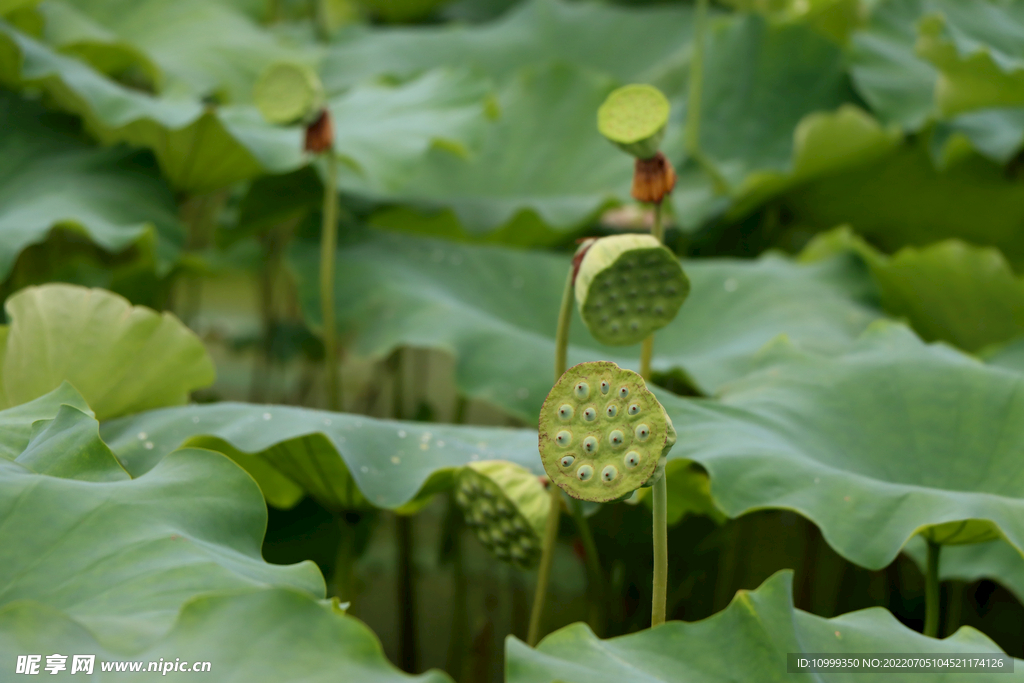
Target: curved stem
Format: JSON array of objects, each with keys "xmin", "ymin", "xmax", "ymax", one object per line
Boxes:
[
  {"xmin": 651, "ymin": 474, "xmax": 668, "ymax": 626},
  {"xmin": 570, "ymin": 498, "xmax": 606, "ymax": 636},
  {"xmin": 924, "ymin": 540, "xmax": 941, "ymax": 637},
  {"xmin": 528, "ymin": 265, "xmax": 576, "ymax": 646},
  {"xmin": 320, "ymin": 153, "xmax": 340, "ymax": 411}
]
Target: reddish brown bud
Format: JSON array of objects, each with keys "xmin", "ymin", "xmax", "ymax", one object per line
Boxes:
[
  {"xmin": 304, "ymin": 109, "xmax": 334, "ymax": 154},
  {"xmin": 631, "ymin": 152, "xmax": 676, "ymax": 204}
]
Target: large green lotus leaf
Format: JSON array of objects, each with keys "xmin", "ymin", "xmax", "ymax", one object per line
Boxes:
[
  {"xmin": 0, "ymin": 590, "xmax": 451, "ymax": 682},
  {"xmin": 38, "ymin": 0, "xmax": 311, "ymax": 102},
  {"xmin": 100, "ymin": 401, "xmax": 542, "ymax": 511},
  {"xmin": 0, "ymin": 405, "xmax": 323, "ymax": 651},
  {"xmin": 0, "ymin": 284, "xmax": 215, "ymax": 420},
  {"xmin": 803, "ymin": 227, "xmax": 1024, "ymax": 353},
  {"xmin": 321, "ymin": 0, "xmax": 696, "ymax": 91},
  {"xmin": 783, "ymin": 137, "xmax": 1024, "ymax": 266},
  {"xmin": 0, "ymin": 381, "xmax": 90, "ymax": 459},
  {"xmin": 336, "ymin": 63, "xmax": 631, "ymax": 235},
  {"xmin": 904, "ymin": 535, "xmax": 1024, "ymax": 605},
  {"xmin": 287, "ymin": 231, "xmax": 879, "ymax": 422},
  {"xmin": 848, "ymin": 0, "xmax": 938, "ymax": 129},
  {"xmin": 508, "ymin": 571, "xmax": 1019, "ymax": 682},
  {"xmin": 915, "ymin": 0, "xmax": 1024, "ymax": 117},
  {"xmin": 660, "ymin": 322, "xmax": 1024, "ymax": 570},
  {"xmin": 0, "ymin": 89, "xmax": 183, "ymax": 280},
  {"xmin": 0, "ymin": 23, "xmax": 489, "ymax": 192}
]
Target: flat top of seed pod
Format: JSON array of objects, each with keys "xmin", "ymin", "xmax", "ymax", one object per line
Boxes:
[
  {"xmin": 575, "ymin": 234, "xmax": 690, "ymax": 347},
  {"xmin": 597, "ymin": 85, "xmax": 670, "ymax": 145},
  {"xmin": 539, "ymin": 361, "xmax": 676, "ymax": 503},
  {"xmin": 253, "ymin": 62, "xmax": 325, "ymax": 126}
]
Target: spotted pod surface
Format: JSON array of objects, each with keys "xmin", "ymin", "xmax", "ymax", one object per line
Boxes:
[
  {"xmin": 575, "ymin": 234, "xmax": 690, "ymax": 346},
  {"xmin": 454, "ymin": 460, "xmax": 547, "ymax": 570},
  {"xmin": 539, "ymin": 361, "xmax": 677, "ymax": 502}
]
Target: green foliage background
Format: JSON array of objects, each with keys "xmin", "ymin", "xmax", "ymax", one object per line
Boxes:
[{"xmin": 5, "ymin": 0, "xmax": 1024, "ymax": 680}]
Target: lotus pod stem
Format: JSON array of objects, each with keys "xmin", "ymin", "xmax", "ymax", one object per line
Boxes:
[
  {"xmin": 320, "ymin": 150, "xmax": 340, "ymax": 411},
  {"xmin": 575, "ymin": 233, "xmax": 690, "ymax": 348},
  {"xmin": 456, "ymin": 461, "xmax": 547, "ymax": 571},
  {"xmin": 924, "ymin": 540, "xmax": 941, "ymax": 637},
  {"xmin": 539, "ymin": 361, "xmax": 676, "ymax": 503},
  {"xmin": 647, "ymin": 202, "xmax": 668, "ymax": 627}
]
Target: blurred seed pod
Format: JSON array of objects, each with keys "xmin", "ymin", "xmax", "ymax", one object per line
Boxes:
[
  {"xmin": 455, "ymin": 460, "xmax": 547, "ymax": 570},
  {"xmin": 253, "ymin": 62, "xmax": 326, "ymax": 126},
  {"xmin": 597, "ymin": 84, "xmax": 670, "ymax": 160},
  {"xmin": 574, "ymin": 234, "xmax": 690, "ymax": 346},
  {"xmin": 539, "ymin": 361, "xmax": 676, "ymax": 503}
]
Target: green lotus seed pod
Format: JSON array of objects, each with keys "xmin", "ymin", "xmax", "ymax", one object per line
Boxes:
[
  {"xmin": 575, "ymin": 234, "xmax": 690, "ymax": 346},
  {"xmin": 597, "ymin": 84, "xmax": 670, "ymax": 160},
  {"xmin": 539, "ymin": 361, "xmax": 676, "ymax": 502},
  {"xmin": 454, "ymin": 460, "xmax": 547, "ymax": 570},
  {"xmin": 253, "ymin": 62, "xmax": 326, "ymax": 126}
]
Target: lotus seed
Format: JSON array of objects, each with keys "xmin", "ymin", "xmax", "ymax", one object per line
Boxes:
[
  {"xmin": 608, "ymin": 293, "xmax": 618, "ymax": 301},
  {"xmin": 606, "ymin": 404, "xmax": 618, "ymax": 417},
  {"xmin": 583, "ymin": 407, "xmax": 597, "ymax": 421},
  {"xmin": 629, "ymin": 321, "xmax": 640, "ymax": 331},
  {"xmin": 560, "ymin": 455, "xmax": 575, "ymax": 468},
  {"xmin": 610, "ymin": 323, "xmax": 620, "ymax": 332},
  {"xmin": 636, "ymin": 304, "xmax": 646, "ymax": 313},
  {"xmin": 577, "ymin": 465, "xmax": 594, "ymax": 481},
  {"xmin": 574, "ymin": 382, "xmax": 590, "ymax": 399},
  {"xmin": 665, "ymin": 286, "xmax": 677, "ymax": 295},
  {"xmin": 654, "ymin": 305, "xmax": 664, "ymax": 315},
  {"xmin": 495, "ymin": 501, "xmax": 511, "ymax": 516},
  {"xmin": 583, "ymin": 436, "xmax": 598, "ymax": 453},
  {"xmin": 600, "ymin": 380, "xmax": 610, "ymax": 394},
  {"xmin": 635, "ymin": 424, "xmax": 650, "ymax": 440},
  {"xmin": 555, "ymin": 430, "xmax": 572, "ymax": 446},
  {"xmin": 558, "ymin": 404, "xmax": 574, "ymax": 420},
  {"xmin": 628, "ymin": 404, "xmax": 641, "ymax": 416},
  {"xmin": 624, "ymin": 451, "xmax": 641, "ymax": 468},
  {"xmin": 648, "ymin": 287, "xmax": 658, "ymax": 296},
  {"xmin": 602, "ymin": 465, "xmax": 618, "ymax": 481},
  {"xmin": 619, "ymin": 387, "xmax": 630, "ymax": 398},
  {"xmin": 609, "ymin": 430, "xmax": 624, "ymax": 447}
]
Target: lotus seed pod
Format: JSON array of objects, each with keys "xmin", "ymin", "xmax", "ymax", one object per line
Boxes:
[
  {"xmin": 597, "ymin": 84, "xmax": 670, "ymax": 160},
  {"xmin": 454, "ymin": 460, "xmax": 548, "ymax": 570},
  {"xmin": 539, "ymin": 361, "xmax": 676, "ymax": 502},
  {"xmin": 575, "ymin": 234, "xmax": 690, "ymax": 346},
  {"xmin": 253, "ymin": 62, "xmax": 326, "ymax": 126}
]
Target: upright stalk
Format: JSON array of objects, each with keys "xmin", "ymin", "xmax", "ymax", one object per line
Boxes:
[
  {"xmin": 320, "ymin": 152, "xmax": 341, "ymax": 411},
  {"xmin": 684, "ymin": 0, "xmax": 729, "ymax": 194},
  {"xmin": 646, "ymin": 201, "xmax": 668, "ymax": 627},
  {"xmin": 924, "ymin": 540, "xmax": 941, "ymax": 637},
  {"xmin": 570, "ymin": 498, "xmax": 606, "ymax": 636},
  {"xmin": 527, "ymin": 267, "xmax": 575, "ymax": 646}
]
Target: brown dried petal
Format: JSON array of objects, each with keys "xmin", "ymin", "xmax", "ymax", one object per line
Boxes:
[{"xmin": 631, "ymin": 152, "xmax": 677, "ymax": 204}]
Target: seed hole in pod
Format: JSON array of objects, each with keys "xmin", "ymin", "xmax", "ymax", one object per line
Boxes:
[
  {"xmin": 625, "ymin": 259, "xmax": 636, "ymax": 269},
  {"xmin": 560, "ymin": 455, "xmax": 575, "ymax": 468},
  {"xmin": 660, "ymin": 268, "xmax": 670, "ymax": 277},
  {"xmin": 629, "ymin": 289, "xmax": 638, "ymax": 298},
  {"xmin": 665, "ymin": 286, "xmax": 677, "ymax": 296},
  {"xmin": 574, "ymin": 382, "xmax": 590, "ymax": 399},
  {"xmin": 624, "ymin": 451, "xmax": 641, "ymax": 468},
  {"xmin": 641, "ymin": 272, "xmax": 650, "ymax": 281},
  {"xmin": 583, "ymin": 407, "xmax": 597, "ymax": 421},
  {"xmin": 593, "ymin": 301, "xmax": 603, "ymax": 310},
  {"xmin": 600, "ymin": 380, "xmax": 610, "ymax": 394},
  {"xmin": 654, "ymin": 305, "xmax": 664, "ymax": 315},
  {"xmin": 606, "ymin": 404, "xmax": 618, "ymax": 417},
  {"xmin": 635, "ymin": 304, "xmax": 646, "ymax": 313},
  {"xmin": 555, "ymin": 430, "xmax": 572, "ymax": 446},
  {"xmin": 610, "ymin": 323, "xmax": 620, "ymax": 333},
  {"xmin": 577, "ymin": 465, "xmax": 594, "ymax": 481},
  {"xmin": 602, "ymin": 465, "xmax": 618, "ymax": 481},
  {"xmin": 495, "ymin": 502, "xmax": 511, "ymax": 517},
  {"xmin": 608, "ymin": 430, "xmax": 624, "ymax": 447},
  {"xmin": 635, "ymin": 424, "xmax": 651, "ymax": 440},
  {"xmin": 619, "ymin": 386, "xmax": 630, "ymax": 399},
  {"xmin": 629, "ymin": 320, "xmax": 640, "ymax": 331},
  {"xmin": 583, "ymin": 436, "xmax": 598, "ymax": 453},
  {"xmin": 617, "ymin": 305, "xmax": 627, "ymax": 314},
  {"xmin": 620, "ymin": 275, "xmax": 629, "ymax": 284},
  {"xmin": 648, "ymin": 287, "xmax": 658, "ymax": 296},
  {"xmin": 608, "ymin": 292, "xmax": 618, "ymax": 301},
  {"xmin": 600, "ymin": 315, "xmax": 609, "ymax": 323},
  {"xmin": 628, "ymin": 404, "xmax": 641, "ymax": 416},
  {"xmin": 558, "ymin": 404, "xmax": 574, "ymax": 420}
]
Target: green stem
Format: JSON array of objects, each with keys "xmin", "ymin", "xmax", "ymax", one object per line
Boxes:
[
  {"xmin": 924, "ymin": 540, "xmax": 941, "ymax": 637},
  {"xmin": 333, "ymin": 514, "xmax": 355, "ymax": 604},
  {"xmin": 640, "ymin": 203, "xmax": 664, "ymax": 380},
  {"xmin": 528, "ymin": 265, "xmax": 576, "ymax": 646},
  {"xmin": 684, "ymin": 0, "xmax": 729, "ymax": 194},
  {"xmin": 651, "ymin": 473, "xmax": 668, "ymax": 626},
  {"xmin": 320, "ymin": 153, "xmax": 340, "ymax": 411},
  {"xmin": 570, "ymin": 498, "xmax": 606, "ymax": 636},
  {"xmin": 396, "ymin": 513, "xmax": 418, "ymax": 672},
  {"xmin": 444, "ymin": 495, "xmax": 467, "ymax": 679}
]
